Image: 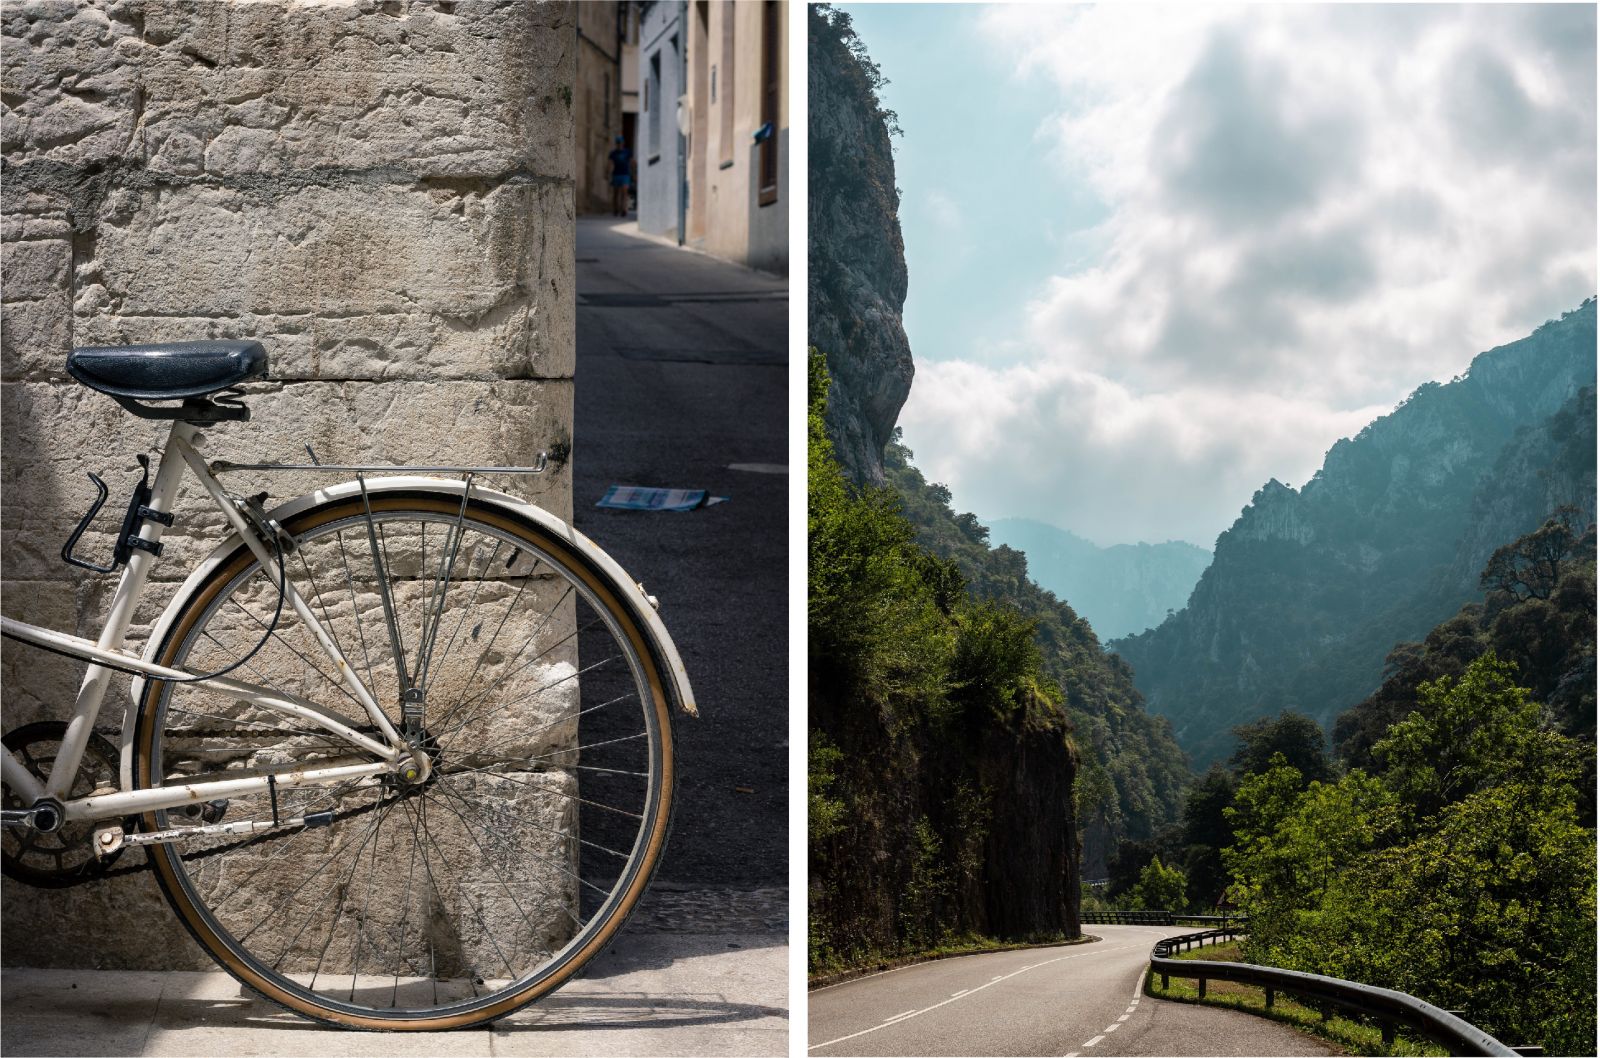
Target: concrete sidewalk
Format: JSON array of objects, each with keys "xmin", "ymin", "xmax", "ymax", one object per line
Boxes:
[{"xmin": 1, "ymin": 933, "xmax": 786, "ymax": 1057}]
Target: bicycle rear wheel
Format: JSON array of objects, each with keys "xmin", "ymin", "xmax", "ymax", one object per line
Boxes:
[{"xmin": 134, "ymin": 490, "xmax": 675, "ymax": 1029}]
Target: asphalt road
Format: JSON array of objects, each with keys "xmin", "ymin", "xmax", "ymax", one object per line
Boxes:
[
  {"xmin": 808, "ymin": 926, "xmax": 1338, "ymax": 1057},
  {"xmin": 572, "ymin": 218, "xmax": 787, "ymax": 931}
]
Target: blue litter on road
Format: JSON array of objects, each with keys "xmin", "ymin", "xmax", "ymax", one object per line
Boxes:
[{"xmin": 596, "ymin": 485, "xmax": 729, "ymax": 511}]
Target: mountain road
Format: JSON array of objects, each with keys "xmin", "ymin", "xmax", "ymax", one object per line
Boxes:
[{"xmin": 807, "ymin": 926, "xmax": 1338, "ymax": 1057}]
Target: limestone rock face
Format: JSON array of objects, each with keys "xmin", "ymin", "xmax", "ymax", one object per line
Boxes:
[
  {"xmin": 1, "ymin": 0, "xmax": 576, "ymax": 970},
  {"xmin": 806, "ymin": 7, "xmax": 912, "ymax": 486},
  {"xmin": 1112, "ymin": 300, "xmax": 1598, "ymax": 767}
]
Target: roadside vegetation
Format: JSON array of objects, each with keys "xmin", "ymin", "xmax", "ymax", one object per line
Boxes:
[{"xmin": 1102, "ymin": 513, "xmax": 1596, "ymax": 1056}]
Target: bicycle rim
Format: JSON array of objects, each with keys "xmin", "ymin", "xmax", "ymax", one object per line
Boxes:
[{"xmin": 134, "ymin": 494, "xmax": 674, "ymax": 1029}]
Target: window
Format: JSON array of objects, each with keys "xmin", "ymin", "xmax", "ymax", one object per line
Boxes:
[
  {"xmin": 758, "ymin": 1, "xmax": 779, "ymax": 204},
  {"xmin": 719, "ymin": 0, "xmax": 736, "ymax": 169},
  {"xmin": 647, "ymin": 50, "xmax": 662, "ymax": 158}
]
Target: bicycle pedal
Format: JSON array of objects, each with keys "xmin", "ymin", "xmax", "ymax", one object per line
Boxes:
[{"xmin": 94, "ymin": 826, "xmax": 126, "ymax": 858}]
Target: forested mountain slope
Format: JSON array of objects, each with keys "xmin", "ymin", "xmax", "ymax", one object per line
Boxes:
[
  {"xmin": 884, "ymin": 439, "xmax": 1191, "ymax": 878},
  {"xmin": 1114, "ymin": 300, "xmax": 1597, "ymax": 766},
  {"xmin": 989, "ymin": 519, "xmax": 1211, "ymax": 640}
]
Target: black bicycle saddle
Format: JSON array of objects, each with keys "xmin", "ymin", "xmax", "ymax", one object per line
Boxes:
[{"xmin": 66, "ymin": 341, "xmax": 269, "ymax": 401}]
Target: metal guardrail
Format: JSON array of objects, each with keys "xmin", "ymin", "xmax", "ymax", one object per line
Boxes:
[{"xmin": 1146, "ymin": 928, "xmax": 1533, "ymax": 1057}]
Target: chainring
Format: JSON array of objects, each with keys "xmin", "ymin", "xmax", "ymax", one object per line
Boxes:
[{"xmin": 1, "ymin": 720, "xmax": 126, "ymax": 888}]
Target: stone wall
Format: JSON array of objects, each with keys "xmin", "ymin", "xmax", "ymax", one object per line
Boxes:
[{"xmin": 1, "ymin": 0, "xmax": 576, "ymax": 968}]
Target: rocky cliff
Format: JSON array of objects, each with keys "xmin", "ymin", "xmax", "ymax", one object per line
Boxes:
[
  {"xmin": 989, "ymin": 519, "xmax": 1212, "ymax": 640},
  {"xmin": 1113, "ymin": 300, "xmax": 1598, "ymax": 766},
  {"xmin": 807, "ymin": 5, "xmax": 913, "ymax": 485}
]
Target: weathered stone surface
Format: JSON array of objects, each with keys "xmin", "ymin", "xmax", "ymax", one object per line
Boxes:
[
  {"xmin": 2, "ymin": 0, "xmax": 573, "ymax": 179},
  {"xmin": 808, "ymin": 6, "xmax": 912, "ymax": 487},
  {"xmin": 2, "ymin": 0, "xmax": 578, "ymax": 972}
]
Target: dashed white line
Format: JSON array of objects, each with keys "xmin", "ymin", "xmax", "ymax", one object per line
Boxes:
[
  {"xmin": 808, "ymin": 943, "xmax": 1145, "ymax": 1051},
  {"xmin": 1117, "ymin": 1014, "xmax": 1130, "ymax": 1022},
  {"xmin": 1084, "ymin": 1035, "xmax": 1106, "ymax": 1048},
  {"xmin": 1104, "ymin": 1023, "xmax": 1120, "ymax": 1034}
]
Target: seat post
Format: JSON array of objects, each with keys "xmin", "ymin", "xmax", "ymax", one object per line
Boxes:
[{"xmin": 48, "ymin": 420, "xmax": 197, "ymax": 800}]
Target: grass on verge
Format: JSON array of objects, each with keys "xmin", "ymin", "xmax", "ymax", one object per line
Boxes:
[{"xmin": 1145, "ymin": 941, "xmax": 1449, "ymax": 1058}]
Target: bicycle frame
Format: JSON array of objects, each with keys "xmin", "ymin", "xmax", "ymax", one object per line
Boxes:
[{"xmin": 0, "ymin": 419, "xmax": 411, "ymax": 826}]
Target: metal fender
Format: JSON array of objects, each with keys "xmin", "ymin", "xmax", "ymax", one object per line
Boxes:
[{"xmin": 123, "ymin": 476, "xmax": 698, "ymax": 790}]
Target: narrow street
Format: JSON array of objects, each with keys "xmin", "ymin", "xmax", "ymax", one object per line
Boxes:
[{"xmin": 572, "ymin": 218, "xmax": 788, "ymax": 931}]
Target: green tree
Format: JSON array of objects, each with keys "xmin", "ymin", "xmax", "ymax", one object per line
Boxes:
[
  {"xmin": 1223, "ymin": 656, "xmax": 1596, "ymax": 1055},
  {"xmin": 1229, "ymin": 710, "xmax": 1334, "ymax": 784},
  {"xmin": 1179, "ymin": 765, "xmax": 1237, "ymax": 910},
  {"xmin": 1373, "ymin": 653, "xmax": 1582, "ymax": 823},
  {"xmin": 1128, "ymin": 855, "xmax": 1188, "ymax": 912},
  {"xmin": 1481, "ymin": 505, "xmax": 1585, "ymax": 603}
]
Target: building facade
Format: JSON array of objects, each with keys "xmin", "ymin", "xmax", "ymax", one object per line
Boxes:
[
  {"xmin": 636, "ymin": 0, "xmax": 787, "ymax": 274},
  {"xmin": 575, "ymin": 3, "xmax": 628, "ymax": 215}
]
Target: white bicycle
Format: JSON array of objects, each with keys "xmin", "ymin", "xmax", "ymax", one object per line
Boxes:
[{"xmin": 0, "ymin": 339, "xmax": 695, "ymax": 1030}]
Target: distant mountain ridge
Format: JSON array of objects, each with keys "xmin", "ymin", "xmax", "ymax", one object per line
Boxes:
[
  {"xmin": 988, "ymin": 519, "xmax": 1211, "ymax": 640},
  {"xmin": 1113, "ymin": 299, "xmax": 1598, "ymax": 766}
]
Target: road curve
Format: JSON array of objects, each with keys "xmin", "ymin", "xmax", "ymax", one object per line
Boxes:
[{"xmin": 807, "ymin": 925, "xmax": 1339, "ymax": 1057}]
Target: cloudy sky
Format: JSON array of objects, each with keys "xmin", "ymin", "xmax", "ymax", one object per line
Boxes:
[{"xmin": 841, "ymin": 3, "xmax": 1596, "ymax": 548}]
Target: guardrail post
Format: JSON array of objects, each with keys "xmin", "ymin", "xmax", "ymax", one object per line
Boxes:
[
  {"xmin": 1264, "ymin": 987, "xmax": 1274, "ymax": 1009},
  {"xmin": 1382, "ymin": 1022, "xmax": 1395, "ymax": 1048},
  {"xmin": 1197, "ymin": 978, "xmax": 1207, "ymax": 999},
  {"xmin": 1161, "ymin": 972, "xmax": 1169, "ymax": 990}
]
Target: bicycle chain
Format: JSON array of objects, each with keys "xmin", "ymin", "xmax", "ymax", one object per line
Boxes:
[{"xmin": 10, "ymin": 726, "xmax": 399, "ymax": 890}]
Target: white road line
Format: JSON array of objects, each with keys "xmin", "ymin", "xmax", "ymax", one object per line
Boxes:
[
  {"xmin": 882, "ymin": 1009, "xmax": 918, "ymax": 1024},
  {"xmin": 1117, "ymin": 1014, "xmax": 1130, "ymax": 1022},
  {"xmin": 1104, "ymin": 1023, "xmax": 1120, "ymax": 1034},
  {"xmin": 1084, "ymin": 1035, "xmax": 1106, "ymax": 1048},
  {"xmin": 808, "ymin": 944, "xmax": 1145, "ymax": 1051},
  {"xmin": 950, "ymin": 990, "xmax": 969, "ymax": 998}
]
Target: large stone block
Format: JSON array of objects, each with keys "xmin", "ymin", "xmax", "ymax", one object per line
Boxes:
[
  {"xmin": 64, "ymin": 180, "xmax": 573, "ymax": 380},
  {"xmin": 2, "ymin": 0, "xmax": 573, "ymax": 179}
]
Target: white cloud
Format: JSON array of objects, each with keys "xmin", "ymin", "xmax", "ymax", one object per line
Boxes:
[
  {"xmin": 925, "ymin": 188, "xmax": 963, "ymax": 231},
  {"xmin": 901, "ymin": 3, "xmax": 1595, "ymax": 546}
]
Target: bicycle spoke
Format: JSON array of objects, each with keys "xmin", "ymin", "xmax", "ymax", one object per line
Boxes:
[
  {"xmin": 402, "ymin": 796, "xmax": 521, "ymax": 983},
  {"xmin": 435, "ymin": 766, "xmax": 644, "ymax": 820},
  {"xmin": 272, "ymin": 797, "xmax": 390, "ymax": 972},
  {"xmin": 432, "ymin": 781, "xmax": 601, "ymax": 902},
  {"xmin": 224, "ymin": 595, "xmax": 367, "ymax": 715},
  {"xmin": 430, "ymin": 539, "xmax": 503, "ymax": 702},
  {"xmin": 430, "ymin": 612, "xmax": 599, "ymax": 740},
  {"xmin": 335, "ymin": 530, "xmax": 380, "ymax": 703}
]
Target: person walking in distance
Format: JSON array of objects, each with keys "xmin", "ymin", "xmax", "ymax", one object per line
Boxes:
[{"xmin": 609, "ymin": 135, "xmax": 633, "ymax": 217}]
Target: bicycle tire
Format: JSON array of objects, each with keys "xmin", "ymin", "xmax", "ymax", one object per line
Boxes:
[{"xmin": 133, "ymin": 489, "xmax": 676, "ymax": 1030}]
